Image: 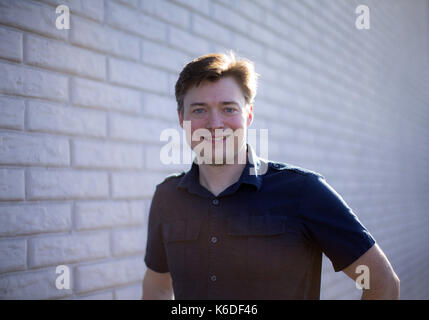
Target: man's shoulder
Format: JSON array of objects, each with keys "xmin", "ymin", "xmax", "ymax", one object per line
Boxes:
[
  {"xmin": 158, "ymin": 171, "xmax": 186, "ymax": 187},
  {"xmin": 152, "ymin": 171, "xmax": 186, "ymax": 199},
  {"xmin": 267, "ymin": 160, "xmax": 324, "ymax": 179}
]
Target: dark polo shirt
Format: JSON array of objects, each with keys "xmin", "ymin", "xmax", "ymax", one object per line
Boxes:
[{"xmin": 144, "ymin": 144, "xmax": 375, "ymax": 299}]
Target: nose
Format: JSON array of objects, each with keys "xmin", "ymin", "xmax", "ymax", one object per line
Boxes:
[{"xmin": 206, "ymin": 109, "xmax": 224, "ymax": 129}]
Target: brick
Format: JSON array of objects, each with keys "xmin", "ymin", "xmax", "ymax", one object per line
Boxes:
[
  {"xmin": 255, "ymin": 100, "xmax": 281, "ymax": 119},
  {"xmin": 71, "ymin": 77, "xmax": 141, "ymax": 114},
  {"xmin": 25, "ymin": 34, "xmax": 106, "ymax": 80},
  {"xmin": 111, "ymin": 171, "xmax": 165, "ymax": 199},
  {"xmin": 167, "ymin": 74, "xmax": 179, "ymax": 100},
  {"xmin": 116, "ymin": 0, "xmax": 139, "ymax": 9},
  {"xmin": 170, "ymin": 0, "xmax": 211, "ymax": 16},
  {"xmin": 145, "ymin": 143, "xmax": 189, "ymax": 172},
  {"xmin": 253, "ymin": 0, "xmax": 275, "ymax": 11},
  {"xmin": 0, "ymin": 169, "xmax": 25, "ymax": 201},
  {"xmin": 70, "ymin": 15, "xmax": 140, "ymax": 61},
  {"xmin": 233, "ymin": 34, "xmax": 265, "ymax": 60},
  {"xmin": 236, "ymin": 0, "xmax": 265, "ymax": 24},
  {"xmin": 28, "ymin": 232, "xmax": 110, "ymax": 268},
  {"xmin": 111, "ymin": 227, "xmax": 146, "ymax": 256},
  {"xmin": 213, "ymin": 0, "xmax": 234, "ymax": 8},
  {"xmin": 71, "ymin": 140, "xmax": 143, "ymax": 170},
  {"xmin": 39, "ymin": 0, "xmax": 104, "ymax": 22},
  {"xmin": 141, "ymin": 0, "xmax": 190, "ymax": 29},
  {"xmin": 0, "ymin": 0, "xmax": 68, "ymax": 40},
  {"xmin": 191, "ymin": 14, "xmax": 233, "ymax": 45},
  {"xmin": 265, "ymin": 10, "xmax": 291, "ymax": 35},
  {"xmin": 249, "ymin": 23, "xmax": 277, "ymax": 47},
  {"xmin": 27, "ymin": 100, "xmax": 106, "ymax": 138},
  {"xmin": 109, "ymin": 113, "xmax": 173, "ymax": 143},
  {"xmin": 254, "ymin": 63, "xmax": 278, "ymax": 83},
  {"xmin": 0, "ymin": 132, "xmax": 69, "ymax": 167},
  {"xmin": 107, "ymin": 1, "xmax": 167, "ymax": 41},
  {"xmin": 212, "ymin": 3, "xmax": 249, "ymax": 33},
  {"xmin": 168, "ymin": 26, "xmax": 211, "ymax": 56},
  {"xmin": 0, "ymin": 239, "xmax": 26, "ymax": 273},
  {"xmin": 75, "ymin": 290, "xmax": 114, "ymax": 300},
  {"xmin": 277, "ymin": 37, "xmax": 303, "ymax": 60},
  {"xmin": 115, "ymin": 283, "xmax": 143, "ymax": 300},
  {"xmin": 0, "ymin": 27, "xmax": 22, "ymax": 62},
  {"xmin": 75, "ymin": 201, "xmax": 145, "ymax": 231},
  {"xmin": 108, "ymin": 57, "xmax": 169, "ymax": 94},
  {"xmin": 0, "ymin": 62, "xmax": 68, "ymax": 102},
  {"xmin": 0, "ymin": 96, "xmax": 25, "ymax": 130},
  {"xmin": 0, "ymin": 267, "xmax": 72, "ymax": 299},
  {"xmin": 142, "ymin": 93, "xmax": 177, "ymax": 122},
  {"xmin": 0, "ymin": 203, "xmax": 71, "ymax": 237},
  {"xmin": 27, "ymin": 170, "xmax": 109, "ymax": 200},
  {"xmin": 75, "ymin": 257, "xmax": 145, "ymax": 293},
  {"xmin": 141, "ymin": 41, "xmax": 191, "ymax": 73}
]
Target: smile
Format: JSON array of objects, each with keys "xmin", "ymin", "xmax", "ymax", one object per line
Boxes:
[{"xmin": 203, "ymin": 136, "xmax": 229, "ymax": 142}]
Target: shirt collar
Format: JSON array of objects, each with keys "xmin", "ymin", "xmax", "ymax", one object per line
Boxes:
[{"xmin": 177, "ymin": 143, "xmax": 266, "ymax": 196}]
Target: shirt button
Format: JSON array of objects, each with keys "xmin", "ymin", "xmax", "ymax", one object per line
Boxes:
[
  {"xmin": 212, "ymin": 199, "xmax": 219, "ymax": 206},
  {"xmin": 210, "ymin": 236, "xmax": 218, "ymax": 244},
  {"xmin": 210, "ymin": 275, "xmax": 217, "ymax": 282}
]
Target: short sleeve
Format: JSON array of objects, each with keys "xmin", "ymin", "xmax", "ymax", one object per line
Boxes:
[
  {"xmin": 144, "ymin": 186, "xmax": 169, "ymax": 273},
  {"xmin": 299, "ymin": 174, "xmax": 376, "ymax": 272}
]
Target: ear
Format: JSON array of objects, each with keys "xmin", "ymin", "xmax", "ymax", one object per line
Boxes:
[
  {"xmin": 246, "ymin": 104, "xmax": 254, "ymax": 127},
  {"xmin": 178, "ymin": 108, "xmax": 184, "ymax": 129}
]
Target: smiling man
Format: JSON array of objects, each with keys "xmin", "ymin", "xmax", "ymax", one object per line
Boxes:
[
  {"xmin": 142, "ymin": 52, "xmax": 400, "ymax": 300},
  {"xmin": 179, "ymin": 74, "xmax": 253, "ymax": 196}
]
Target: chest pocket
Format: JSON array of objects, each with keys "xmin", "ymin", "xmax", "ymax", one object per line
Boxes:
[{"xmin": 162, "ymin": 219, "xmax": 202, "ymax": 279}]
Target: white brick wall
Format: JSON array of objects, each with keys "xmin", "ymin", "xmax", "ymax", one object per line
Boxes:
[
  {"xmin": 0, "ymin": 28, "xmax": 23, "ymax": 62},
  {"xmin": 26, "ymin": 170, "xmax": 109, "ymax": 200},
  {"xmin": 0, "ymin": 96, "xmax": 25, "ymax": 130},
  {"xmin": 0, "ymin": 132, "xmax": 70, "ymax": 166},
  {"xmin": 0, "ymin": 0, "xmax": 428, "ymax": 300},
  {"xmin": 0, "ymin": 62, "xmax": 68, "ymax": 101},
  {"xmin": 0, "ymin": 168, "xmax": 25, "ymax": 200},
  {"xmin": 27, "ymin": 100, "xmax": 107, "ymax": 137},
  {"xmin": 24, "ymin": 34, "xmax": 106, "ymax": 80},
  {"xmin": 0, "ymin": 203, "xmax": 72, "ymax": 236}
]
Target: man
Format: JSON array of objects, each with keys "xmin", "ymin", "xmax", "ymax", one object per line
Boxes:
[{"xmin": 142, "ymin": 52, "xmax": 400, "ymax": 300}]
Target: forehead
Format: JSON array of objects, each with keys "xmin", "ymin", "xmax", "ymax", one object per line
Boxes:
[{"xmin": 183, "ymin": 77, "xmax": 245, "ymax": 106}]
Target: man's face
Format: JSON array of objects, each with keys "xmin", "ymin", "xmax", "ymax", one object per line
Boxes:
[{"xmin": 178, "ymin": 76, "xmax": 253, "ymax": 165}]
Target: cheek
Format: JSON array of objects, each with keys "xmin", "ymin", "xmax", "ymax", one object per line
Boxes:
[
  {"xmin": 225, "ymin": 116, "xmax": 247, "ymax": 130},
  {"xmin": 186, "ymin": 115, "xmax": 247, "ymax": 132},
  {"xmin": 187, "ymin": 120, "xmax": 207, "ymax": 143},
  {"xmin": 190, "ymin": 120, "xmax": 206, "ymax": 132}
]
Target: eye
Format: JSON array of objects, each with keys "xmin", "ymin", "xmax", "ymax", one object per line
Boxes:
[
  {"xmin": 224, "ymin": 107, "xmax": 237, "ymax": 113},
  {"xmin": 192, "ymin": 108, "xmax": 206, "ymax": 114}
]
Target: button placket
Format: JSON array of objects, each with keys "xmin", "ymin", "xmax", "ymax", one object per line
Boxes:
[{"xmin": 208, "ymin": 198, "xmax": 220, "ymax": 298}]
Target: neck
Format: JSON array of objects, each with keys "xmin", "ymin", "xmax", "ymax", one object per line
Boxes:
[{"xmin": 198, "ymin": 148, "xmax": 248, "ymax": 197}]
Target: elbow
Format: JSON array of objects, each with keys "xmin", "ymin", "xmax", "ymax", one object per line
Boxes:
[
  {"xmin": 379, "ymin": 273, "xmax": 400, "ymax": 300},
  {"xmin": 385, "ymin": 271, "xmax": 400, "ymax": 299},
  {"xmin": 362, "ymin": 272, "xmax": 400, "ymax": 300},
  {"xmin": 390, "ymin": 273, "xmax": 400, "ymax": 299}
]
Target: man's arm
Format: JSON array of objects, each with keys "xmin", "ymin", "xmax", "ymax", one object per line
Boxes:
[
  {"xmin": 142, "ymin": 268, "xmax": 174, "ymax": 300},
  {"xmin": 342, "ymin": 243, "xmax": 400, "ymax": 299}
]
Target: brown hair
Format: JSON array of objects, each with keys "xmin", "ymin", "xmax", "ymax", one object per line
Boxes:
[{"xmin": 175, "ymin": 51, "xmax": 258, "ymax": 115}]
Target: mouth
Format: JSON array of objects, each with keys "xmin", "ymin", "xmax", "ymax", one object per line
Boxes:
[{"xmin": 203, "ymin": 136, "xmax": 229, "ymax": 142}]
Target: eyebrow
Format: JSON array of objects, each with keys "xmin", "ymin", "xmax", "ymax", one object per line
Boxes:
[{"xmin": 189, "ymin": 101, "xmax": 240, "ymax": 107}]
